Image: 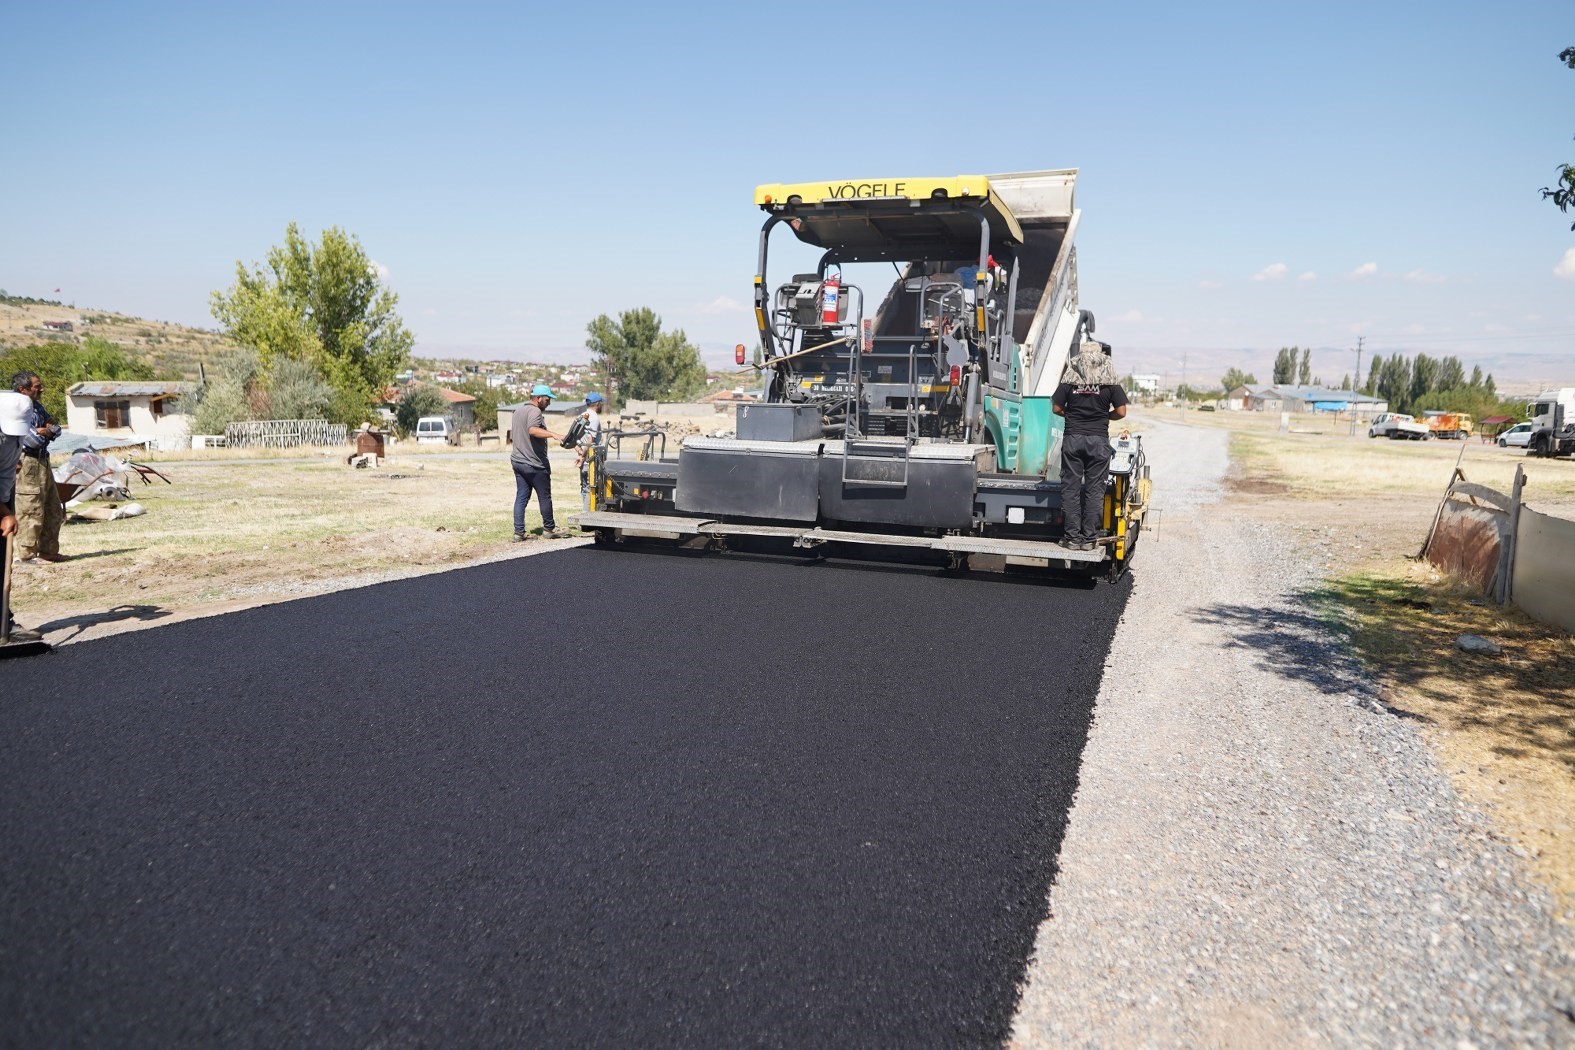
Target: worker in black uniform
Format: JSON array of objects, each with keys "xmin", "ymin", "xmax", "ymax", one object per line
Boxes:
[{"xmin": 1051, "ymin": 342, "xmax": 1128, "ymax": 551}]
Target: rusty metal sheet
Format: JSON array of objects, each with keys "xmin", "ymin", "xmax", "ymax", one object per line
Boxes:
[{"xmin": 1426, "ymin": 501, "xmax": 1507, "ymax": 593}]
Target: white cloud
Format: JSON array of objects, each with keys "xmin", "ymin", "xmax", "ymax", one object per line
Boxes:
[
  {"xmin": 698, "ymin": 296, "xmax": 750, "ymax": 315},
  {"xmin": 1298, "ymin": 271, "xmax": 1317, "ymax": 282},
  {"xmin": 1350, "ymin": 261, "xmax": 1378, "ymax": 278},
  {"xmin": 1402, "ymin": 269, "xmax": 1446, "ymax": 285},
  {"xmin": 1251, "ymin": 262, "xmax": 1288, "ymax": 282},
  {"xmin": 1197, "ymin": 279, "xmax": 1224, "ymax": 290},
  {"xmin": 1555, "ymin": 247, "xmax": 1575, "ymax": 281},
  {"xmin": 370, "ymin": 260, "xmax": 390, "ymax": 280},
  {"xmin": 1109, "ymin": 309, "xmax": 1145, "ymax": 324},
  {"xmin": 1405, "ymin": 323, "xmax": 1426, "ymax": 335}
]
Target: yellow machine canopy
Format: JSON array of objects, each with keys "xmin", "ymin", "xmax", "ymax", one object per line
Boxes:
[{"xmin": 755, "ymin": 176, "xmax": 1024, "ymax": 262}]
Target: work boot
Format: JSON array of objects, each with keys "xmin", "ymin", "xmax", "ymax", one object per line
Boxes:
[
  {"xmin": 543, "ymin": 527, "xmax": 572, "ymax": 540},
  {"xmin": 3, "ymin": 623, "xmax": 41, "ymax": 642},
  {"xmin": 511, "ymin": 532, "xmax": 528, "ymax": 543}
]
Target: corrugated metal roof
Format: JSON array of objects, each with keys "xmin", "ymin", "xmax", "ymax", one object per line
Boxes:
[{"xmin": 68, "ymin": 382, "xmax": 197, "ymax": 397}]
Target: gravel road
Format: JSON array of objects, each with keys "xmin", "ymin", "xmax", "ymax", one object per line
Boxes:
[{"xmin": 1011, "ymin": 419, "xmax": 1575, "ymax": 1048}]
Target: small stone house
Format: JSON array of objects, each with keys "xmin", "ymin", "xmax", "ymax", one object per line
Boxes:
[{"xmin": 66, "ymin": 381, "xmax": 198, "ymax": 448}]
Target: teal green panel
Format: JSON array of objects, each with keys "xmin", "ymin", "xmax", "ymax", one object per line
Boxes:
[
  {"xmin": 1017, "ymin": 396, "xmax": 1061, "ymax": 477},
  {"xmin": 983, "ymin": 395, "xmax": 1021, "ymax": 471}
]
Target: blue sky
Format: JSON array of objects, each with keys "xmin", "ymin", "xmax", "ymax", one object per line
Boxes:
[{"xmin": 2, "ymin": 1, "xmax": 1571, "ymax": 389}]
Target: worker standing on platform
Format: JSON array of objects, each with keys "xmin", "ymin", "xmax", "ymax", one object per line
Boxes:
[
  {"xmin": 1052, "ymin": 343, "xmax": 1127, "ymax": 552},
  {"xmin": 575, "ymin": 393, "xmax": 605, "ymax": 512},
  {"xmin": 510, "ymin": 384, "xmax": 568, "ymax": 541}
]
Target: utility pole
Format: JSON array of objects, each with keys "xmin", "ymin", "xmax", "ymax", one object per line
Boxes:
[{"xmin": 1349, "ymin": 337, "xmax": 1365, "ymax": 437}]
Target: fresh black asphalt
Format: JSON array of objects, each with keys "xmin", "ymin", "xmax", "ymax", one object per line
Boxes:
[{"xmin": 0, "ymin": 547, "xmax": 1128, "ymax": 1048}]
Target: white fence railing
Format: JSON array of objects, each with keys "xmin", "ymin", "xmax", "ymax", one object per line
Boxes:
[{"xmin": 224, "ymin": 419, "xmax": 348, "ymax": 449}]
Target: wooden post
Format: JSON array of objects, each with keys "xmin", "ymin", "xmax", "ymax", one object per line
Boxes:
[
  {"xmin": 1498, "ymin": 464, "xmax": 1525, "ymax": 604},
  {"xmin": 1419, "ymin": 438, "xmax": 1473, "ymax": 558}
]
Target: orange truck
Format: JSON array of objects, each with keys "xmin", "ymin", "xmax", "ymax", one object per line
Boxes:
[{"xmin": 1423, "ymin": 411, "xmax": 1473, "ymax": 440}]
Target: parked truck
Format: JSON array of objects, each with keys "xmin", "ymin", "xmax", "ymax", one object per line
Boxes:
[
  {"xmin": 1526, "ymin": 388, "xmax": 1575, "ymax": 458},
  {"xmin": 1421, "ymin": 411, "xmax": 1473, "ymax": 440},
  {"xmin": 1368, "ymin": 413, "xmax": 1432, "ymax": 440},
  {"xmin": 575, "ymin": 171, "xmax": 1150, "ymax": 580}
]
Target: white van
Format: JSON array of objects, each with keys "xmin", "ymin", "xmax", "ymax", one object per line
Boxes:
[{"xmin": 415, "ymin": 415, "xmax": 456, "ymax": 444}]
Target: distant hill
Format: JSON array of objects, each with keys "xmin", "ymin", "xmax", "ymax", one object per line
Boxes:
[{"xmin": 0, "ymin": 298, "xmax": 241, "ymax": 380}]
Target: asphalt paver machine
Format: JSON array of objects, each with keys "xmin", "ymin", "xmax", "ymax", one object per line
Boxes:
[{"xmin": 576, "ymin": 171, "xmax": 1150, "ymax": 580}]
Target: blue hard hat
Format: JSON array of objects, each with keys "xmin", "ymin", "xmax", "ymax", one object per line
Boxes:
[
  {"xmin": 531, "ymin": 384, "xmax": 553, "ymax": 398},
  {"xmin": 585, "ymin": 392, "xmax": 605, "ymax": 404}
]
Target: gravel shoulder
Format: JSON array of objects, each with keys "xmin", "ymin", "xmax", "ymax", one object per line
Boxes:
[{"xmin": 1010, "ymin": 418, "xmax": 1574, "ymax": 1048}]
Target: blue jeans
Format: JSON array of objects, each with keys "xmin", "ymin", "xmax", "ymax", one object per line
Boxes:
[{"xmin": 512, "ymin": 462, "xmax": 555, "ymax": 533}]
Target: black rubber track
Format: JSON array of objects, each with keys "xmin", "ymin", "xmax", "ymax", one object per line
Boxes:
[{"xmin": 0, "ymin": 547, "xmax": 1128, "ymax": 1048}]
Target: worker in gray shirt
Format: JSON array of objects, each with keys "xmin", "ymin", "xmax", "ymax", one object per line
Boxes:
[{"xmin": 510, "ymin": 384, "xmax": 569, "ymax": 540}]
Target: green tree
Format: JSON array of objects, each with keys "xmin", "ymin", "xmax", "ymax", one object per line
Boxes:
[
  {"xmin": 210, "ymin": 223, "xmax": 413, "ymax": 424},
  {"xmin": 192, "ymin": 349, "xmax": 264, "ymax": 435},
  {"xmin": 395, "ymin": 383, "xmax": 449, "ymax": 437},
  {"xmin": 1378, "ymin": 354, "xmax": 1412, "ymax": 412},
  {"xmin": 584, "ymin": 308, "xmax": 706, "ymax": 405},
  {"xmin": 1541, "ymin": 47, "xmax": 1575, "ymax": 229},
  {"xmin": 1220, "ymin": 368, "xmax": 1257, "ymax": 392},
  {"xmin": 1409, "ymin": 352, "xmax": 1438, "ymax": 407},
  {"xmin": 1365, "ymin": 355, "xmax": 1383, "ymax": 396},
  {"xmin": 1297, "ymin": 348, "xmax": 1312, "ymax": 386},
  {"xmin": 1, "ymin": 338, "xmax": 157, "ymax": 420},
  {"xmin": 265, "ymin": 358, "xmax": 336, "ymax": 420},
  {"xmin": 1272, "ymin": 347, "xmax": 1298, "ymax": 385},
  {"xmin": 1436, "ymin": 355, "xmax": 1465, "ymax": 392}
]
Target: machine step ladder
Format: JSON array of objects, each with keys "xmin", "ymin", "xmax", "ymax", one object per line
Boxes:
[{"xmin": 842, "ymin": 336, "xmax": 919, "ymax": 489}]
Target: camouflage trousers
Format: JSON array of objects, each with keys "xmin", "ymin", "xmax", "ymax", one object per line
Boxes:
[{"xmin": 14, "ymin": 453, "xmax": 63, "ymax": 559}]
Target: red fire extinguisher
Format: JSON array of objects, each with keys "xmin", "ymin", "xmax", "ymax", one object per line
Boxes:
[{"xmin": 820, "ymin": 276, "xmax": 840, "ymax": 324}]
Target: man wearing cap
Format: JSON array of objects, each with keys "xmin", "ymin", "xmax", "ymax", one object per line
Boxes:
[
  {"xmin": 0, "ymin": 390, "xmax": 45, "ymax": 641},
  {"xmin": 574, "ymin": 392, "xmax": 605, "ymax": 512},
  {"xmin": 510, "ymin": 385, "xmax": 569, "ymax": 540}
]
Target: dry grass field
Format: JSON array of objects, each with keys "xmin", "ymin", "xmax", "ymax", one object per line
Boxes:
[{"xmin": 8, "ymin": 442, "xmax": 586, "ymax": 642}]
